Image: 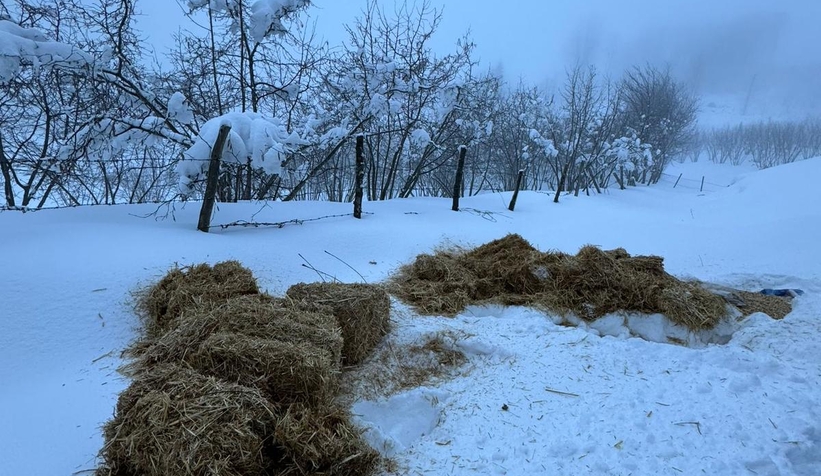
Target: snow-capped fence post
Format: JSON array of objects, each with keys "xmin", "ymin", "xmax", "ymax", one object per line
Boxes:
[
  {"xmin": 452, "ymin": 145, "xmax": 467, "ymax": 211},
  {"xmin": 508, "ymin": 169, "xmax": 525, "ymax": 211},
  {"xmin": 353, "ymin": 134, "xmax": 365, "ymax": 219},
  {"xmin": 197, "ymin": 124, "xmax": 232, "ymax": 233}
]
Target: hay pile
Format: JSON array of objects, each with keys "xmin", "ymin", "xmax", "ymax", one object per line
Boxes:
[
  {"xmin": 392, "ymin": 234, "xmax": 730, "ymax": 331},
  {"xmin": 735, "ymin": 291, "xmax": 793, "ymax": 320},
  {"xmin": 286, "ymin": 282, "xmax": 391, "ymax": 366},
  {"xmin": 99, "ymin": 262, "xmax": 384, "ymax": 476}
]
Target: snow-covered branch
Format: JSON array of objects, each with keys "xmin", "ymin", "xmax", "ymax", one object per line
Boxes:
[
  {"xmin": 178, "ymin": 112, "xmax": 307, "ymax": 193},
  {"xmin": 0, "ymin": 19, "xmax": 94, "ymax": 84}
]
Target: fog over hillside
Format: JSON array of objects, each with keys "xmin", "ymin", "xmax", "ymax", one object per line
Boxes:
[{"xmin": 134, "ymin": 0, "xmax": 821, "ymax": 118}]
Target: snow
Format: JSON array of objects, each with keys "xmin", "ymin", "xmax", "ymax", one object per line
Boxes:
[
  {"xmin": 249, "ymin": 0, "xmax": 310, "ymax": 42},
  {"xmin": 353, "ymin": 387, "xmax": 451, "ymax": 457},
  {"xmin": 1, "ymin": 158, "xmax": 821, "ymax": 475},
  {"xmin": 166, "ymin": 92, "xmax": 194, "ymax": 125},
  {"xmin": 410, "ymin": 128, "xmax": 432, "ymax": 146},
  {"xmin": 179, "ymin": 111, "xmax": 306, "ymax": 192},
  {"xmin": 187, "ymin": 0, "xmax": 310, "ymax": 43},
  {"xmin": 0, "ymin": 19, "xmax": 93, "ymax": 83}
]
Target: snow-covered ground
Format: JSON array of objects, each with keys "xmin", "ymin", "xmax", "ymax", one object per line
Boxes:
[{"xmin": 1, "ymin": 158, "xmax": 819, "ymax": 475}]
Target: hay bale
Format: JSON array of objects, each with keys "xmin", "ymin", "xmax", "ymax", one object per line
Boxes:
[
  {"xmin": 141, "ymin": 261, "xmax": 259, "ymax": 337},
  {"xmin": 131, "ymin": 295, "xmax": 343, "ymax": 404},
  {"xmin": 275, "ymin": 404, "xmax": 379, "ymax": 476},
  {"xmin": 390, "ymin": 234, "xmax": 543, "ymax": 316},
  {"xmin": 98, "ymin": 364, "xmax": 279, "ymax": 476},
  {"xmin": 193, "ymin": 332, "xmax": 340, "ymax": 405},
  {"xmin": 286, "ymin": 283, "xmax": 391, "ymax": 366},
  {"xmin": 535, "ymin": 245, "xmax": 659, "ymax": 320}
]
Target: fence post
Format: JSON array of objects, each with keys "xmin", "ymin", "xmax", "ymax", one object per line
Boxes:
[
  {"xmin": 452, "ymin": 145, "xmax": 467, "ymax": 211},
  {"xmin": 353, "ymin": 134, "xmax": 365, "ymax": 219},
  {"xmin": 508, "ymin": 169, "xmax": 524, "ymax": 211},
  {"xmin": 197, "ymin": 124, "xmax": 231, "ymax": 233},
  {"xmin": 700, "ymin": 176, "xmax": 705, "ymax": 192},
  {"xmin": 673, "ymin": 173, "xmax": 683, "ymax": 188}
]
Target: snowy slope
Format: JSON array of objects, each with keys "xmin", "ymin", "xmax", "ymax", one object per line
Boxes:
[{"xmin": 1, "ymin": 158, "xmax": 820, "ymax": 475}]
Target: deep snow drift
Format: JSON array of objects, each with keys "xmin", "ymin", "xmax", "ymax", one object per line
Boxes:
[{"xmin": 0, "ymin": 158, "xmax": 819, "ymax": 475}]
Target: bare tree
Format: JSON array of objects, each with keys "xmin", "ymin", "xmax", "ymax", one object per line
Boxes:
[{"xmin": 620, "ymin": 65, "xmax": 698, "ymax": 183}]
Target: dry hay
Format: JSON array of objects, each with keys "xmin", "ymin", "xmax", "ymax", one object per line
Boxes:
[
  {"xmin": 342, "ymin": 331, "xmax": 468, "ymax": 400},
  {"xmin": 735, "ymin": 291, "xmax": 793, "ymax": 319},
  {"xmin": 392, "ymin": 234, "xmax": 729, "ymax": 331},
  {"xmin": 390, "ymin": 251, "xmax": 476, "ymax": 316},
  {"xmin": 98, "ymin": 364, "xmax": 278, "ymax": 476},
  {"xmin": 274, "ymin": 403, "xmax": 379, "ymax": 476},
  {"xmin": 540, "ymin": 245, "xmax": 727, "ymax": 330},
  {"xmin": 140, "ymin": 261, "xmax": 259, "ymax": 337},
  {"xmin": 101, "ymin": 262, "xmax": 385, "ymax": 476},
  {"xmin": 129, "ymin": 294, "xmax": 343, "ymax": 405},
  {"xmin": 98, "ymin": 365, "xmax": 378, "ymax": 476},
  {"xmin": 286, "ymin": 282, "xmax": 391, "ymax": 366}
]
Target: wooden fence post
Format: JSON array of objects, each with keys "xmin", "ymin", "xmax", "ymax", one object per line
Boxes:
[
  {"xmin": 353, "ymin": 134, "xmax": 365, "ymax": 219},
  {"xmin": 508, "ymin": 169, "xmax": 524, "ymax": 211},
  {"xmin": 197, "ymin": 124, "xmax": 231, "ymax": 233},
  {"xmin": 452, "ymin": 145, "xmax": 467, "ymax": 211}
]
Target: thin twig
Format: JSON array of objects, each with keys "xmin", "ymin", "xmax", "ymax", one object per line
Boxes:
[
  {"xmin": 544, "ymin": 387, "xmax": 579, "ymax": 397},
  {"xmin": 324, "ymin": 250, "xmax": 367, "ymax": 283},
  {"xmin": 250, "ymin": 201, "xmax": 273, "ymax": 221},
  {"xmin": 130, "ymin": 196, "xmax": 184, "ymax": 221},
  {"xmin": 298, "ymin": 253, "xmax": 326, "ymax": 283},
  {"xmin": 460, "ymin": 207, "xmax": 509, "ymax": 223},
  {"xmin": 92, "ymin": 351, "xmax": 114, "ymax": 363},
  {"xmin": 674, "ymin": 421, "xmax": 702, "ymax": 435}
]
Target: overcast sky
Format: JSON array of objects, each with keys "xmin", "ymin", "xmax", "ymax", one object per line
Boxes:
[{"xmin": 135, "ymin": 0, "xmax": 821, "ymax": 114}]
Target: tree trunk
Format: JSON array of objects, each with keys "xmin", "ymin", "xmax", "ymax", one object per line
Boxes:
[
  {"xmin": 0, "ymin": 133, "xmax": 16, "ymax": 207},
  {"xmin": 553, "ymin": 161, "xmax": 571, "ymax": 203}
]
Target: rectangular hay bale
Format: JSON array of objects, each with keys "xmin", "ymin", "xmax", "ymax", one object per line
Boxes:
[{"xmin": 286, "ymin": 283, "xmax": 391, "ymax": 365}]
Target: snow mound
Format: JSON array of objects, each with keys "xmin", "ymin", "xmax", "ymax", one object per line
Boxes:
[{"xmin": 719, "ymin": 156, "xmax": 821, "ymax": 211}]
